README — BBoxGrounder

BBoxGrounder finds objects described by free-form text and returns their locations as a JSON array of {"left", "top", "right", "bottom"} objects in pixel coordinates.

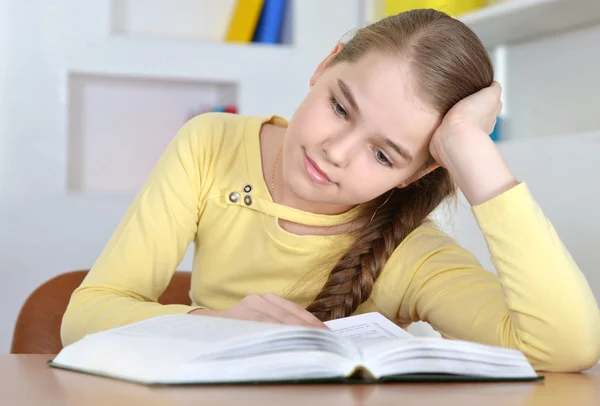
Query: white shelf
[
  {"left": 460, "top": 0, "right": 600, "bottom": 49},
  {"left": 111, "top": 0, "right": 237, "bottom": 43},
  {"left": 68, "top": 37, "right": 296, "bottom": 83},
  {"left": 65, "top": 35, "right": 314, "bottom": 120}
]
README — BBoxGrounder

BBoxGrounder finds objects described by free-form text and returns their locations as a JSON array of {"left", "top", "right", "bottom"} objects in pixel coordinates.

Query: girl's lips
[{"left": 304, "top": 153, "right": 333, "bottom": 185}]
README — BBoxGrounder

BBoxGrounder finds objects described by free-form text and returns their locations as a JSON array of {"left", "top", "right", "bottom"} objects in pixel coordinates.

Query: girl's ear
[
  {"left": 310, "top": 42, "right": 345, "bottom": 87},
  {"left": 397, "top": 163, "right": 441, "bottom": 188}
]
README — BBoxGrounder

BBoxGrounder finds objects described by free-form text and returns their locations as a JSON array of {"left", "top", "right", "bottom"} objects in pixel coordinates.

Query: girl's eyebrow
[
  {"left": 338, "top": 79, "right": 360, "bottom": 114},
  {"left": 376, "top": 135, "right": 413, "bottom": 163}
]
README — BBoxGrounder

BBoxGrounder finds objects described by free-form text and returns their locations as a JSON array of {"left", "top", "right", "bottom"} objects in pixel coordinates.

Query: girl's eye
[
  {"left": 330, "top": 97, "right": 348, "bottom": 118},
  {"left": 375, "top": 149, "right": 392, "bottom": 167}
]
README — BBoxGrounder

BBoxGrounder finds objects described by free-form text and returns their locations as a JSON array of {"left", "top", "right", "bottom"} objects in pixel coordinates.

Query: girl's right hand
[{"left": 189, "top": 293, "right": 329, "bottom": 329}]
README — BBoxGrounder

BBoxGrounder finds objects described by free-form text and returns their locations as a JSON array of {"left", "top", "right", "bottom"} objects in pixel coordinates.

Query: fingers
[
  {"left": 242, "top": 294, "right": 328, "bottom": 329},
  {"left": 485, "top": 81, "right": 503, "bottom": 104},
  {"left": 491, "top": 80, "right": 503, "bottom": 93},
  {"left": 261, "top": 293, "right": 328, "bottom": 328},
  {"left": 488, "top": 82, "right": 503, "bottom": 118},
  {"left": 487, "top": 118, "right": 498, "bottom": 135}
]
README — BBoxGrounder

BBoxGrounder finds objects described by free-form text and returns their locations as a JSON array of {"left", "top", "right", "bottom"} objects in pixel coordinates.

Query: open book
[{"left": 49, "top": 312, "right": 541, "bottom": 385}]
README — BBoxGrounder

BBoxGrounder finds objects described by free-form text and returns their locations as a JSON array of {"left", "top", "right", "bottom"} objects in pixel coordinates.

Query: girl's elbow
[
  {"left": 544, "top": 344, "right": 599, "bottom": 373},
  {"left": 533, "top": 328, "right": 600, "bottom": 372},
  {"left": 572, "top": 344, "right": 600, "bottom": 372},
  {"left": 60, "top": 321, "right": 75, "bottom": 348},
  {"left": 59, "top": 289, "right": 90, "bottom": 347},
  {"left": 60, "top": 305, "right": 81, "bottom": 347}
]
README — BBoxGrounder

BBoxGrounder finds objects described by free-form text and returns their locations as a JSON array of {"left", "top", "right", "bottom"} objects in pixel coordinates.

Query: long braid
[{"left": 307, "top": 168, "right": 455, "bottom": 321}]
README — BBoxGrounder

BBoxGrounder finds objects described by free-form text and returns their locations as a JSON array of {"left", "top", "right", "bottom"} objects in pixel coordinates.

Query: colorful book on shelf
[
  {"left": 383, "top": 0, "right": 485, "bottom": 17},
  {"left": 384, "top": 0, "right": 422, "bottom": 16},
  {"left": 203, "top": 104, "right": 238, "bottom": 114},
  {"left": 253, "top": 0, "right": 287, "bottom": 44},
  {"left": 490, "top": 116, "right": 502, "bottom": 142},
  {"left": 437, "top": 0, "right": 485, "bottom": 15},
  {"left": 186, "top": 105, "right": 238, "bottom": 122},
  {"left": 225, "top": 0, "right": 265, "bottom": 43}
]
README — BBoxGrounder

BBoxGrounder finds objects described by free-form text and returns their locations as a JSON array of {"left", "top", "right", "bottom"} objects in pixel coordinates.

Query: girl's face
[{"left": 282, "top": 48, "right": 442, "bottom": 212}]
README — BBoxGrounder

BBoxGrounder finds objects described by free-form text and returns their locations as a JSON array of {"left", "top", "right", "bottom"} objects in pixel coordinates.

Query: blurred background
[{"left": 1, "top": 0, "right": 600, "bottom": 352}]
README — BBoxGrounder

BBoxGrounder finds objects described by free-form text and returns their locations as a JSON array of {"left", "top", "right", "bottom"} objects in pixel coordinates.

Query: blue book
[
  {"left": 490, "top": 117, "right": 502, "bottom": 142},
  {"left": 253, "top": 0, "right": 286, "bottom": 44}
]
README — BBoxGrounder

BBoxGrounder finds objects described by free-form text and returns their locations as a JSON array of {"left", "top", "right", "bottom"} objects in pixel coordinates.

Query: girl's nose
[{"left": 321, "top": 133, "right": 357, "bottom": 168}]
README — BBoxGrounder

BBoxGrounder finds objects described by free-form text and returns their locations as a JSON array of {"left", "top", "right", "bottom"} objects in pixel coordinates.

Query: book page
[
  {"left": 108, "top": 314, "right": 360, "bottom": 357},
  {"left": 324, "top": 312, "right": 412, "bottom": 339},
  {"left": 52, "top": 314, "right": 359, "bottom": 384},
  {"left": 110, "top": 314, "right": 309, "bottom": 343}
]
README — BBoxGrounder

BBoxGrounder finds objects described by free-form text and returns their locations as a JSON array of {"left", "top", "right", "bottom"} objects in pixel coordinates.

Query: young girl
[{"left": 61, "top": 9, "right": 599, "bottom": 372}]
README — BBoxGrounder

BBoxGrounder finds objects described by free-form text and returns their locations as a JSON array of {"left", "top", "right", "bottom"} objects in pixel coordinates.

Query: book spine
[
  {"left": 383, "top": 1, "right": 486, "bottom": 16},
  {"left": 253, "top": 0, "right": 287, "bottom": 44},
  {"left": 383, "top": 0, "right": 423, "bottom": 16},
  {"left": 226, "top": 0, "right": 265, "bottom": 42},
  {"left": 425, "top": 0, "right": 485, "bottom": 15}
]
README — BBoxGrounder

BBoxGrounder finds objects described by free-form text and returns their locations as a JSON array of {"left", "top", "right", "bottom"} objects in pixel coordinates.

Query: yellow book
[
  {"left": 225, "top": 0, "right": 265, "bottom": 42},
  {"left": 384, "top": 0, "right": 424, "bottom": 16},
  {"left": 383, "top": 0, "right": 485, "bottom": 17},
  {"left": 426, "top": 0, "right": 485, "bottom": 15}
]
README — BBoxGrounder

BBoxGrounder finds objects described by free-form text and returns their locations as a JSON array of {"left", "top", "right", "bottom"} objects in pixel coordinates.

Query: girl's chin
[{"left": 285, "top": 180, "right": 363, "bottom": 210}]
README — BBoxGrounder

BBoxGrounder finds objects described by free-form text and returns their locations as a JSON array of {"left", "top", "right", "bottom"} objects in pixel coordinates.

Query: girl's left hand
[
  {"left": 429, "top": 81, "right": 502, "bottom": 166},
  {"left": 428, "top": 81, "right": 518, "bottom": 206}
]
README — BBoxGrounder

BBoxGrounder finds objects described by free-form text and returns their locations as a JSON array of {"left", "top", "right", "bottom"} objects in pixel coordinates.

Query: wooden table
[{"left": 2, "top": 355, "right": 598, "bottom": 406}]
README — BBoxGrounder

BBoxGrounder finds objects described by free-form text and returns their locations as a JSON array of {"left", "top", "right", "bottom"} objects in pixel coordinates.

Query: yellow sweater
[{"left": 61, "top": 113, "right": 600, "bottom": 372}]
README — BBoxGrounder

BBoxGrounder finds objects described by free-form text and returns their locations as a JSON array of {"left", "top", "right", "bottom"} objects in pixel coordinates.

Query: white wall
[
  {"left": 0, "top": 1, "right": 109, "bottom": 197},
  {"left": 505, "top": 24, "right": 600, "bottom": 140},
  {"left": 1, "top": 0, "right": 113, "bottom": 353}
]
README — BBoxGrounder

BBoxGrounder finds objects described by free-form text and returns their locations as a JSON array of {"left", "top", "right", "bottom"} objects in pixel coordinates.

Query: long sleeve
[
  {"left": 61, "top": 115, "right": 213, "bottom": 346},
  {"left": 396, "top": 182, "right": 600, "bottom": 372}
]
